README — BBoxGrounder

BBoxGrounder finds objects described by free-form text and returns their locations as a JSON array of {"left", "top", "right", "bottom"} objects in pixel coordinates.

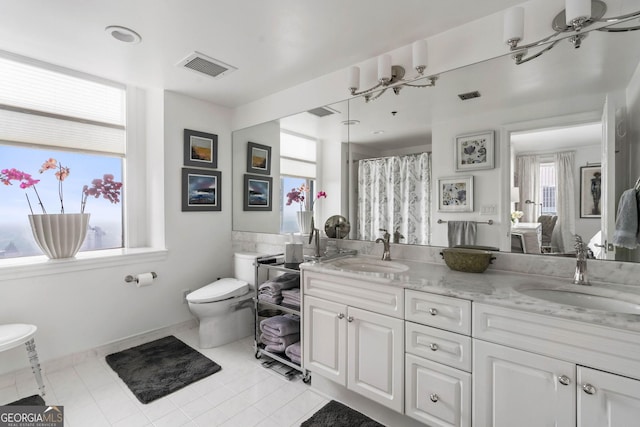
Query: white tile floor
[{"left": 0, "top": 328, "right": 329, "bottom": 427}]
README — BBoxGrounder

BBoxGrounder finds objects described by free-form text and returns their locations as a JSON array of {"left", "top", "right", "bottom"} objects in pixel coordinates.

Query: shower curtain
[{"left": 357, "top": 152, "right": 431, "bottom": 245}]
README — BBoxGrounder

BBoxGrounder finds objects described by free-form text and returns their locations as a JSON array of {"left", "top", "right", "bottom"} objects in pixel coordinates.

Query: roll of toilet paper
[{"left": 136, "top": 272, "right": 155, "bottom": 287}]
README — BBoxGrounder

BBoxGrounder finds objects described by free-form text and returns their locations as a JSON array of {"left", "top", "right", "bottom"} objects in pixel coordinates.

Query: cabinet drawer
[
  {"left": 406, "top": 322, "right": 471, "bottom": 372},
  {"left": 405, "top": 353, "right": 471, "bottom": 427},
  {"left": 303, "top": 271, "right": 404, "bottom": 318},
  {"left": 405, "top": 290, "right": 471, "bottom": 335}
]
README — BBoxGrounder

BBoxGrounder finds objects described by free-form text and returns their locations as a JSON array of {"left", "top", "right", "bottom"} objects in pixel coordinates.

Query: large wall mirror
[{"left": 232, "top": 18, "right": 640, "bottom": 264}]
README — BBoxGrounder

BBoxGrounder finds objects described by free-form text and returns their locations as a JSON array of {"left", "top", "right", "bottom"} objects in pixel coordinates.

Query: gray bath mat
[
  {"left": 6, "top": 394, "right": 45, "bottom": 406},
  {"left": 105, "top": 335, "right": 221, "bottom": 404},
  {"left": 302, "top": 400, "right": 385, "bottom": 426}
]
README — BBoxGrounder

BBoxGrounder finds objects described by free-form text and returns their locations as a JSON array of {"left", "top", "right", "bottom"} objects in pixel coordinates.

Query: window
[
  {"left": 0, "top": 52, "right": 126, "bottom": 259},
  {"left": 280, "top": 131, "right": 317, "bottom": 233},
  {"left": 539, "top": 162, "right": 557, "bottom": 215}
]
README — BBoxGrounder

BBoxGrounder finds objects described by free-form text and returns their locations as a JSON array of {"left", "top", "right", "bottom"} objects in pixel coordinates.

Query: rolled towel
[
  {"left": 258, "top": 273, "right": 300, "bottom": 294},
  {"left": 281, "top": 289, "right": 300, "bottom": 301},
  {"left": 260, "top": 314, "right": 300, "bottom": 336},
  {"left": 258, "top": 294, "right": 283, "bottom": 304},
  {"left": 285, "top": 341, "right": 301, "bottom": 359},
  {"left": 260, "top": 333, "right": 300, "bottom": 353}
]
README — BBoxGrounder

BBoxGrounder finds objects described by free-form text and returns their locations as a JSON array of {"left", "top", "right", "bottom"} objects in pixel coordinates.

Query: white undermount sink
[
  {"left": 330, "top": 257, "right": 409, "bottom": 274},
  {"left": 518, "top": 288, "right": 640, "bottom": 315}
]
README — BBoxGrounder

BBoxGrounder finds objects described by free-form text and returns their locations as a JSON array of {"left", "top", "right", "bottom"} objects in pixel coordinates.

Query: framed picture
[
  {"left": 580, "top": 165, "right": 602, "bottom": 218},
  {"left": 184, "top": 129, "right": 218, "bottom": 169},
  {"left": 454, "top": 131, "right": 494, "bottom": 171},
  {"left": 246, "top": 142, "right": 271, "bottom": 175},
  {"left": 182, "top": 168, "right": 221, "bottom": 212},
  {"left": 244, "top": 174, "right": 273, "bottom": 211},
  {"left": 438, "top": 176, "right": 474, "bottom": 212}
]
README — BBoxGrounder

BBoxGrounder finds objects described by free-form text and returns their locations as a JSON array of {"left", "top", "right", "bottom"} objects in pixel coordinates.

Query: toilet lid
[{"left": 187, "top": 278, "right": 249, "bottom": 303}]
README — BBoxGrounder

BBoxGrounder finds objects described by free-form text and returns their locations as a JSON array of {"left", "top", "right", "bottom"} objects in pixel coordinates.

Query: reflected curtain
[
  {"left": 516, "top": 155, "right": 540, "bottom": 223},
  {"left": 357, "top": 152, "right": 431, "bottom": 245},
  {"left": 554, "top": 151, "right": 576, "bottom": 252}
]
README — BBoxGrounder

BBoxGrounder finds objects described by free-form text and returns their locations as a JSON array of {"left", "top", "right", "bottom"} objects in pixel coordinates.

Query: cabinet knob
[
  {"left": 558, "top": 375, "right": 571, "bottom": 386},
  {"left": 337, "top": 313, "right": 345, "bottom": 319},
  {"left": 347, "top": 316, "right": 354, "bottom": 322},
  {"left": 582, "top": 383, "right": 596, "bottom": 395},
  {"left": 429, "top": 343, "right": 439, "bottom": 351},
  {"left": 429, "top": 393, "right": 439, "bottom": 403},
  {"left": 429, "top": 308, "right": 438, "bottom": 316}
]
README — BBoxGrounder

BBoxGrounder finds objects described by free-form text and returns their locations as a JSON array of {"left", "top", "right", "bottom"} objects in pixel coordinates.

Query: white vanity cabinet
[
  {"left": 302, "top": 271, "right": 405, "bottom": 413},
  {"left": 473, "top": 302, "right": 640, "bottom": 427},
  {"left": 405, "top": 290, "right": 472, "bottom": 427}
]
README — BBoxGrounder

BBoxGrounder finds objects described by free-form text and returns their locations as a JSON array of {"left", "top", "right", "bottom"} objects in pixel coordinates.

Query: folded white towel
[
  {"left": 447, "top": 221, "right": 477, "bottom": 247},
  {"left": 260, "top": 314, "right": 300, "bottom": 336},
  {"left": 612, "top": 189, "right": 640, "bottom": 249}
]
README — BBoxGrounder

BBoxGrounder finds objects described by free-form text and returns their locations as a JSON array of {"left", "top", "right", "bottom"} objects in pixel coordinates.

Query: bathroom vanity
[{"left": 300, "top": 257, "right": 640, "bottom": 427}]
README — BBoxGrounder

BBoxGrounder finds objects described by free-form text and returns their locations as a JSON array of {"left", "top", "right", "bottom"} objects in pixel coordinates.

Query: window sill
[{"left": 0, "top": 248, "right": 169, "bottom": 281}]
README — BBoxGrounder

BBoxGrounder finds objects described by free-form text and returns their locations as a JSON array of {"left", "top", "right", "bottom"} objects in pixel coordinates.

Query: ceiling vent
[
  {"left": 458, "top": 91, "right": 481, "bottom": 100},
  {"left": 177, "top": 51, "right": 237, "bottom": 80},
  {"left": 307, "top": 106, "right": 339, "bottom": 117}
]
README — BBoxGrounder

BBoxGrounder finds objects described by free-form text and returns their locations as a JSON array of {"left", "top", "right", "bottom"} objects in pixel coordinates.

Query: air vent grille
[
  {"left": 177, "top": 52, "right": 237, "bottom": 79},
  {"left": 307, "top": 106, "right": 338, "bottom": 117},
  {"left": 458, "top": 91, "right": 481, "bottom": 100}
]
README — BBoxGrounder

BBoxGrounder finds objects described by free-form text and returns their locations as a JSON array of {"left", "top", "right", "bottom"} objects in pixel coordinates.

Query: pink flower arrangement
[
  {"left": 285, "top": 184, "right": 326, "bottom": 211},
  {"left": 1, "top": 158, "right": 122, "bottom": 215}
]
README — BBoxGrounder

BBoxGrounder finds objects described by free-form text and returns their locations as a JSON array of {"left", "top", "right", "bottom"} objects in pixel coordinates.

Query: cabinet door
[
  {"left": 303, "top": 295, "right": 347, "bottom": 385},
  {"left": 578, "top": 366, "right": 640, "bottom": 426},
  {"left": 474, "top": 340, "right": 575, "bottom": 427},
  {"left": 347, "top": 306, "right": 404, "bottom": 413}
]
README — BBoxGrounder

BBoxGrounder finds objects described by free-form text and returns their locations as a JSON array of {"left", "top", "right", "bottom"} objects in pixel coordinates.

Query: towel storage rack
[{"left": 437, "top": 219, "right": 494, "bottom": 225}]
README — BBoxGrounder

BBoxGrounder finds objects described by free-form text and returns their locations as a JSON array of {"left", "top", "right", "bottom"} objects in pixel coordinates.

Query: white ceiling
[{"left": 0, "top": 0, "right": 527, "bottom": 108}]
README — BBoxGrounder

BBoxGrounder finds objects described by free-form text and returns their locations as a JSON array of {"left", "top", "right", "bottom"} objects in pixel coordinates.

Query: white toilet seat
[{"left": 186, "top": 278, "right": 249, "bottom": 304}]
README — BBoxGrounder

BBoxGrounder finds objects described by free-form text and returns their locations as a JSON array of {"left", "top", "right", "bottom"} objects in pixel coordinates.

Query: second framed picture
[
  {"left": 247, "top": 142, "right": 271, "bottom": 175},
  {"left": 243, "top": 174, "right": 273, "bottom": 211},
  {"left": 579, "top": 164, "right": 602, "bottom": 218},
  {"left": 438, "top": 176, "right": 474, "bottom": 212},
  {"left": 182, "top": 168, "right": 221, "bottom": 212},
  {"left": 454, "top": 130, "right": 494, "bottom": 171}
]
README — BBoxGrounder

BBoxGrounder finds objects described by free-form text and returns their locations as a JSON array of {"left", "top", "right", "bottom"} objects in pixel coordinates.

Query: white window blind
[
  {"left": 280, "top": 131, "right": 316, "bottom": 178},
  {"left": 0, "top": 53, "right": 126, "bottom": 155}
]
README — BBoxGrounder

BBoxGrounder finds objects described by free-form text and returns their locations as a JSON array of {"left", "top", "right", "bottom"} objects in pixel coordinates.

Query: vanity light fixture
[
  {"left": 504, "top": 0, "right": 640, "bottom": 65},
  {"left": 347, "top": 40, "right": 437, "bottom": 103}
]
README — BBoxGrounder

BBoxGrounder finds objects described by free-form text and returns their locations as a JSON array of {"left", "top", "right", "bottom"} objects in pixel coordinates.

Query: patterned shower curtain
[{"left": 357, "top": 152, "right": 431, "bottom": 245}]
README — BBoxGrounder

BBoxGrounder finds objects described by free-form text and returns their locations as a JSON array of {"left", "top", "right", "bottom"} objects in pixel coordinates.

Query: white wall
[{"left": 0, "top": 90, "right": 234, "bottom": 375}]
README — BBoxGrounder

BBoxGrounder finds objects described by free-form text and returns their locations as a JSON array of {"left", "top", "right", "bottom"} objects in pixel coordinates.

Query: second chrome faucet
[{"left": 376, "top": 228, "right": 392, "bottom": 261}]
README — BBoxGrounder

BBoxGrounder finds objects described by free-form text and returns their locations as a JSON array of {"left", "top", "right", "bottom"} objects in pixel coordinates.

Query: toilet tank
[{"left": 234, "top": 252, "right": 265, "bottom": 286}]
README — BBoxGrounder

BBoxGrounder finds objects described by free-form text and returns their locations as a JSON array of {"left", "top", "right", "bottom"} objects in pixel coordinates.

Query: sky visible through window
[{"left": 0, "top": 145, "right": 123, "bottom": 258}]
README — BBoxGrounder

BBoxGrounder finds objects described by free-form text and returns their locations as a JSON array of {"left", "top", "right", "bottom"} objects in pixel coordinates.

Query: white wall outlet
[
  {"left": 480, "top": 205, "right": 497, "bottom": 215},
  {"left": 182, "top": 289, "right": 191, "bottom": 304}
]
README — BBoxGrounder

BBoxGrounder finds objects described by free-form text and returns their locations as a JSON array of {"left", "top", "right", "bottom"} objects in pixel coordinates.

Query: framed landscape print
[
  {"left": 246, "top": 141, "right": 271, "bottom": 175},
  {"left": 580, "top": 164, "right": 602, "bottom": 218},
  {"left": 243, "top": 174, "right": 273, "bottom": 211},
  {"left": 454, "top": 131, "right": 494, "bottom": 171},
  {"left": 184, "top": 129, "right": 218, "bottom": 169},
  {"left": 438, "top": 176, "right": 474, "bottom": 212},
  {"left": 182, "top": 168, "right": 221, "bottom": 212}
]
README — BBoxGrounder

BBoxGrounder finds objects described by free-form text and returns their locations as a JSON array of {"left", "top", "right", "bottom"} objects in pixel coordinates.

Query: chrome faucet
[
  {"left": 308, "top": 217, "right": 321, "bottom": 258},
  {"left": 574, "top": 235, "right": 590, "bottom": 286},
  {"left": 375, "top": 228, "right": 392, "bottom": 261}
]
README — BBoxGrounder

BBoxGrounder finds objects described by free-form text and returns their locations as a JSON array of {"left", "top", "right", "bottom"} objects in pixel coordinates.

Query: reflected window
[
  {"left": 280, "top": 131, "right": 317, "bottom": 233},
  {"left": 540, "top": 162, "right": 557, "bottom": 215}
]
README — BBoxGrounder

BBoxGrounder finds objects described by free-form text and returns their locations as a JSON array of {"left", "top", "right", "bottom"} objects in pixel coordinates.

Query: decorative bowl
[{"left": 440, "top": 248, "right": 496, "bottom": 273}]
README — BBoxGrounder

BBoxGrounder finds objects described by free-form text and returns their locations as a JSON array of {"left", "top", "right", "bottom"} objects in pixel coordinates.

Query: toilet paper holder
[{"left": 124, "top": 272, "right": 158, "bottom": 283}]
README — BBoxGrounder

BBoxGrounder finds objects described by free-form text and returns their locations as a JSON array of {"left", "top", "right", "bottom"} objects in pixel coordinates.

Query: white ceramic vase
[
  {"left": 296, "top": 210, "right": 314, "bottom": 234},
  {"left": 28, "top": 213, "right": 91, "bottom": 259}
]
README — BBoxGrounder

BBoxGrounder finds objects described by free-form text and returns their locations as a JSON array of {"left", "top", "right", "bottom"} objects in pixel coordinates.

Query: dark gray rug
[
  {"left": 302, "top": 400, "right": 385, "bottom": 426},
  {"left": 105, "top": 335, "right": 221, "bottom": 404},
  {"left": 5, "top": 394, "right": 45, "bottom": 406}
]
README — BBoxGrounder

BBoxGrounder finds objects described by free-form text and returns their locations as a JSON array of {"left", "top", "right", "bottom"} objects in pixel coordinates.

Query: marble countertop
[{"left": 301, "top": 255, "right": 640, "bottom": 334}]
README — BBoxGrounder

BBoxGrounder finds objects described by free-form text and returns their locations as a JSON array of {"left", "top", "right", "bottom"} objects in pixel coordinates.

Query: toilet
[{"left": 187, "top": 252, "right": 265, "bottom": 348}]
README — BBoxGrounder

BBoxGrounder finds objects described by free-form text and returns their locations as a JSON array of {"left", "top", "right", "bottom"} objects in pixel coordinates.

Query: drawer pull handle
[
  {"left": 337, "top": 313, "right": 345, "bottom": 319},
  {"left": 582, "top": 383, "right": 596, "bottom": 395},
  {"left": 347, "top": 316, "right": 354, "bottom": 323},
  {"left": 429, "top": 343, "right": 439, "bottom": 351},
  {"left": 429, "top": 393, "right": 439, "bottom": 403},
  {"left": 429, "top": 308, "right": 438, "bottom": 316},
  {"left": 558, "top": 375, "right": 571, "bottom": 386}
]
